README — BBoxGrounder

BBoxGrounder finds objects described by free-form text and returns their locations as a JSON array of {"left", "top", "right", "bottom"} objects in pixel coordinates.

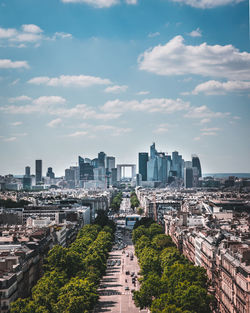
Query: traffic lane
[
  {"left": 96, "top": 251, "right": 141, "bottom": 313},
  {"left": 95, "top": 233, "right": 146, "bottom": 312}
]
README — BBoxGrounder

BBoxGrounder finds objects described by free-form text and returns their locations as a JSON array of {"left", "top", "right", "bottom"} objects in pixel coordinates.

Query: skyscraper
[
  {"left": 192, "top": 155, "right": 202, "bottom": 178},
  {"left": 139, "top": 152, "right": 148, "bottom": 181},
  {"left": 25, "top": 166, "right": 30, "bottom": 177},
  {"left": 98, "top": 152, "right": 106, "bottom": 168},
  {"left": 35, "top": 160, "right": 42, "bottom": 185},
  {"left": 46, "top": 167, "right": 55, "bottom": 179},
  {"left": 184, "top": 167, "right": 193, "bottom": 188},
  {"left": 79, "top": 156, "right": 94, "bottom": 181},
  {"left": 106, "top": 156, "right": 115, "bottom": 171}
]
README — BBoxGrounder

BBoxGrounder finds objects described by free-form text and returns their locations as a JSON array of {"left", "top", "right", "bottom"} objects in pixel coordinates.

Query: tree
[
  {"left": 152, "top": 234, "right": 175, "bottom": 251},
  {"left": 133, "top": 273, "right": 163, "bottom": 309},
  {"left": 133, "top": 217, "right": 155, "bottom": 229},
  {"left": 54, "top": 277, "right": 98, "bottom": 313},
  {"left": 31, "top": 270, "right": 68, "bottom": 311},
  {"left": 132, "top": 225, "right": 149, "bottom": 243},
  {"left": 135, "top": 235, "right": 151, "bottom": 257},
  {"left": 139, "top": 247, "right": 161, "bottom": 277}
]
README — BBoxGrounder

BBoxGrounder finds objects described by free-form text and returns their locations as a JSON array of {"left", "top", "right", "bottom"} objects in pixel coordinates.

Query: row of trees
[
  {"left": 130, "top": 191, "right": 140, "bottom": 209},
  {"left": 132, "top": 219, "right": 214, "bottom": 313},
  {"left": 110, "top": 191, "right": 123, "bottom": 212},
  {"left": 11, "top": 211, "right": 115, "bottom": 313}
]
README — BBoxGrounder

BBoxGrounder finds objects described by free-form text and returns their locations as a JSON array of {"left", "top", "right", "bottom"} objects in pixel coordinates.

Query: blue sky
[{"left": 0, "top": 0, "right": 249, "bottom": 176}]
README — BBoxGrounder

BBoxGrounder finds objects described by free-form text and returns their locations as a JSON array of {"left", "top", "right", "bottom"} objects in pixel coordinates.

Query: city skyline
[{"left": 0, "top": 0, "right": 249, "bottom": 175}]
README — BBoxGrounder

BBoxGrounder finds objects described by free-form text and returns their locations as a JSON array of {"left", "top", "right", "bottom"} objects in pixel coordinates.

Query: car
[
  {"left": 125, "top": 271, "right": 130, "bottom": 275},
  {"left": 125, "top": 286, "right": 129, "bottom": 290}
]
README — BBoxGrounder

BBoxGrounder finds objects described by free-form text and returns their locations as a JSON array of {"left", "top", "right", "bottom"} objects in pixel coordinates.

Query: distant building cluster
[
  {"left": 1, "top": 143, "right": 250, "bottom": 192},
  {"left": 138, "top": 142, "right": 202, "bottom": 188},
  {"left": 136, "top": 188, "right": 250, "bottom": 313}
]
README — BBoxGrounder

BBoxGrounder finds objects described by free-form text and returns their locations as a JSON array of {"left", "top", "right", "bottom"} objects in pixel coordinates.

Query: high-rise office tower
[
  {"left": 150, "top": 142, "right": 157, "bottom": 159},
  {"left": 46, "top": 167, "right": 55, "bottom": 179},
  {"left": 35, "top": 160, "right": 42, "bottom": 185},
  {"left": 98, "top": 152, "right": 106, "bottom": 168},
  {"left": 111, "top": 168, "right": 118, "bottom": 185},
  {"left": 192, "top": 155, "right": 202, "bottom": 178},
  {"left": 91, "top": 158, "right": 99, "bottom": 168},
  {"left": 139, "top": 152, "right": 148, "bottom": 181},
  {"left": 147, "top": 157, "right": 158, "bottom": 181},
  {"left": 106, "top": 156, "right": 115, "bottom": 172},
  {"left": 79, "top": 156, "right": 94, "bottom": 181},
  {"left": 184, "top": 167, "right": 193, "bottom": 188},
  {"left": 25, "top": 166, "right": 30, "bottom": 177}
]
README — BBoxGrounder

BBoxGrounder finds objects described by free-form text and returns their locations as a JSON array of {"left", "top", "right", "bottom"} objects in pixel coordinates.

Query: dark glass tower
[
  {"left": 139, "top": 152, "right": 148, "bottom": 181},
  {"left": 184, "top": 167, "right": 193, "bottom": 188},
  {"left": 35, "top": 160, "right": 42, "bottom": 185},
  {"left": 25, "top": 166, "right": 30, "bottom": 177},
  {"left": 192, "top": 155, "right": 202, "bottom": 178},
  {"left": 46, "top": 167, "right": 55, "bottom": 179},
  {"left": 98, "top": 152, "right": 106, "bottom": 167},
  {"left": 79, "top": 156, "right": 94, "bottom": 181}
]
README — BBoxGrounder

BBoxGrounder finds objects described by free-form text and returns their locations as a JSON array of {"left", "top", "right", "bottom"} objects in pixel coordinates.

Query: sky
[{"left": 0, "top": 0, "right": 249, "bottom": 176}]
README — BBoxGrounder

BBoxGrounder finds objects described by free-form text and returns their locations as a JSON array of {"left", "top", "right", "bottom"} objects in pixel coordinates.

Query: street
[{"left": 94, "top": 202, "right": 147, "bottom": 313}]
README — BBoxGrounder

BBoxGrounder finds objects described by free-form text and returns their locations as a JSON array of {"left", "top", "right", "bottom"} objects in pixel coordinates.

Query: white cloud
[
  {"left": 0, "top": 59, "right": 29, "bottom": 69},
  {"left": 0, "top": 27, "right": 17, "bottom": 38},
  {"left": 138, "top": 36, "right": 250, "bottom": 80},
  {"left": 68, "top": 131, "right": 88, "bottom": 137},
  {"left": 0, "top": 25, "right": 72, "bottom": 46},
  {"left": 153, "top": 124, "right": 169, "bottom": 133},
  {"left": 200, "top": 118, "right": 211, "bottom": 124},
  {"left": 53, "top": 32, "right": 72, "bottom": 39},
  {"left": 28, "top": 75, "right": 111, "bottom": 88},
  {"left": 94, "top": 125, "right": 132, "bottom": 136},
  {"left": 12, "top": 32, "right": 42, "bottom": 43},
  {"left": 104, "top": 85, "right": 128, "bottom": 93},
  {"left": 47, "top": 118, "right": 63, "bottom": 128},
  {"left": 188, "top": 28, "right": 202, "bottom": 37},
  {"left": 194, "top": 126, "right": 222, "bottom": 140},
  {"left": 75, "top": 123, "right": 132, "bottom": 136},
  {"left": 10, "top": 121, "right": 23, "bottom": 126},
  {"left": 4, "top": 137, "right": 17, "bottom": 142},
  {"left": 191, "top": 80, "right": 250, "bottom": 95},
  {"left": 184, "top": 105, "right": 230, "bottom": 119},
  {"left": 61, "top": 0, "right": 119, "bottom": 8},
  {"left": 9, "top": 95, "right": 32, "bottom": 103},
  {"left": 32, "top": 96, "right": 66, "bottom": 106},
  {"left": 170, "top": 0, "right": 245, "bottom": 9},
  {"left": 202, "top": 131, "right": 217, "bottom": 136},
  {"left": 125, "top": 0, "right": 137, "bottom": 4},
  {"left": 201, "top": 127, "right": 221, "bottom": 132},
  {"left": 1, "top": 96, "right": 66, "bottom": 114},
  {"left": 136, "top": 91, "right": 150, "bottom": 95},
  {"left": 22, "top": 24, "right": 43, "bottom": 34},
  {"left": 101, "top": 97, "right": 190, "bottom": 114},
  {"left": 148, "top": 32, "right": 160, "bottom": 38}
]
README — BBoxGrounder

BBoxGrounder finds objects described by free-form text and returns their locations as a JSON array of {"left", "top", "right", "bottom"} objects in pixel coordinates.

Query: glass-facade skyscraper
[
  {"left": 139, "top": 152, "right": 148, "bottom": 181},
  {"left": 79, "top": 156, "right": 94, "bottom": 181},
  {"left": 35, "top": 160, "right": 42, "bottom": 185},
  {"left": 192, "top": 155, "right": 202, "bottom": 178}
]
